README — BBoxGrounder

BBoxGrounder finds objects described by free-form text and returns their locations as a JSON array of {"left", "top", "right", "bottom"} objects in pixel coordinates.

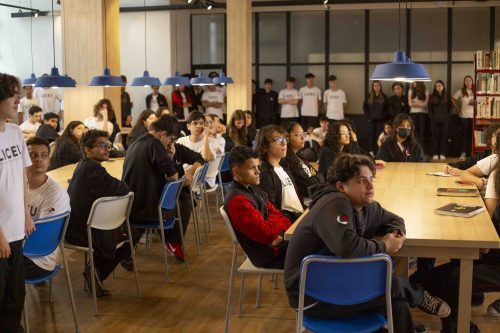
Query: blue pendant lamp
[
  {"left": 213, "top": 71, "right": 234, "bottom": 85},
  {"left": 164, "top": 2, "right": 190, "bottom": 86},
  {"left": 370, "top": 0, "right": 430, "bottom": 82},
  {"left": 89, "top": 0, "right": 124, "bottom": 87},
  {"left": 35, "top": 0, "right": 76, "bottom": 88},
  {"left": 132, "top": 0, "right": 161, "bottom": 87},
  {"left": 190, "top": 1, "right": 214, "bottom": 86},
  {"left": 22, "top": 1, "right": 37, "bottom": 85}
]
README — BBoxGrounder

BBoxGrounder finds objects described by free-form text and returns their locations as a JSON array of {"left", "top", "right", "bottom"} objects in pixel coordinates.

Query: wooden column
[
  {"left": 61, "top": 0, "right": 121, "bottom": 125},
  {"left": 226, "top": 0, "right": 252, "bottom": 119}
]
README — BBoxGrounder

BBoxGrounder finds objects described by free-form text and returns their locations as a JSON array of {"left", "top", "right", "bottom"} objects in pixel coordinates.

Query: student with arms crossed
[
  {"left": 224, "top": 146, "right": 291, "bottom": 268},
  {"left": 298, "top": 73, "right": 322, "bottom": 130},
  {"left": 278, "top": 76, "right": 300, "bottom": 124},
  {"left": 284, "top": 154, "right": 450, "bottom": 333},
  {"left": 323, "top": 75, "right": 347, "bottom": 121},
  {"left": 255, "top": 78, "right": 279, "bottom": 128},
  {"left": 0, "top": 73, "right": 35, "bottom": 332}
]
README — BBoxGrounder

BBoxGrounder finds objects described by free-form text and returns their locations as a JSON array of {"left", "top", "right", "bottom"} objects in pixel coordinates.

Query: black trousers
[
  {"left": 0, "top": 240, "right": 25, "bottom": 333},
  {"left": 410, "top": 113, "right": 427, "bottom": 149},
  {"left": 460, "top": 118, "right": 473, "bottom": 155},
  {"left": 368, "top": 119, "right": 384, "bottom": 153},
  {"left": 301, "top": 116, "right": 319, "bottom": 131},
  {"left": 430, "top": 120, "right": 448, "bottom": 156},
  {"left": 412, "top": 259, "right": 500, "bottom": 333},
  {"left": 24, "top": 257, "right": 52, "bottom": 280},
  {"left": 94, "top": 242, "right": 131, "bottom": 281},
  {"left": 304, "top": 275, "right": 423, "bottom": 333},
  {"left": 281, "top": 117, "right": 300, "bottom": 125}
]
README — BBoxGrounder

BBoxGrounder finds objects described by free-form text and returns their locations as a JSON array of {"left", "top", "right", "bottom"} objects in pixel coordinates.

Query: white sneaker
[
  {"left": 139, "top": 233, "right": 147, "bottom": 244},
  {"left": 432, "top": 155, "right": 439, "bottom": 160},
  {"left": 459, "top": 152, "right": 466, "bottom": 159},
  {"left": 439, "top": 155, "right": 446, "bottom": 160}
]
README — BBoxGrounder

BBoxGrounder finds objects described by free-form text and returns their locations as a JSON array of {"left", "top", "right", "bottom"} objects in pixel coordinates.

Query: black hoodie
[{"left": 283, "top": 184, "right": 405, "bottom": 309}]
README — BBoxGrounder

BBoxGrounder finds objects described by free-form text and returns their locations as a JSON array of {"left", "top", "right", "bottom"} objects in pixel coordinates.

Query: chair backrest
[
  {"left": 49, "top": 141, "right": 56, "bottom": 158},
  {"left": 24, "top": 211, "right": 70, "bottom": 257},
  {"left": 219, "top": 206, "right": 238, "bottom": 244},
  {"left": 159, "top": 177, "right": 186, "bottom": 210},
  {"left": 206, "top": 155, "right": 223, "bottom": 179},
  {"left": 86, "top": 192, "right": 134, "bottom": 230},
  {"left": 299, "top": 254, "right": 392, "bottom": 306},
  {"left": 197, "top": 162, "right": 210, "bottom": 184},
  {"left": 219, "top": 153, "right": 230, "bottom": 172},
  {"left": 113, "top": 132, "right": 122, "bottom": 146}
]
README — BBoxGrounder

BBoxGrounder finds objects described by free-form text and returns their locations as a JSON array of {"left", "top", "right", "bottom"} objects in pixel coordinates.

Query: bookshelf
[{"left": 472, "top": 50, "right": 500, "bottom": 154}]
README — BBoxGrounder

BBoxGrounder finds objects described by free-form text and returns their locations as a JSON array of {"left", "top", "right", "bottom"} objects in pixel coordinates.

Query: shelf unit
[{"left": 472, "top": 53, "right": 500, "bottom": 155}]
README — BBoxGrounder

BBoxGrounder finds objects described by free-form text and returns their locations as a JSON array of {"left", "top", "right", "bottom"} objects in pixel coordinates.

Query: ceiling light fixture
[
  {"left": 190, "top": 1, "right": 214, "bottom": 86},
  {"left": 22, "top": 0, "right": 37, "bottom": 86}
]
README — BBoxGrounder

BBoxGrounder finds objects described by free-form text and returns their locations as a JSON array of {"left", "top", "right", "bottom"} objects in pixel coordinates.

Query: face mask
[{"left": 397, "top": 128, "right": 411, "bottom": 139}]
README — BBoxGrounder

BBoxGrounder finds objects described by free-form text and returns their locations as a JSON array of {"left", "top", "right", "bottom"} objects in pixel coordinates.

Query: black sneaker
[
  {"left": 487, "top": 298, "right": 500, "bottom": 316},
  {"left": 83, "top": 265, "right": 111, "bottom": 297},
  {"left": 120, "top": 258, "right": 134, "bottom": 272},
  {"left": 415, "top": 323, "right": 429, "bottom": 333},
  {"left": 471, "top": 292, "right": 485, "bottom": 307},
  {"left": 418, "top": 291, "right": 451, "bottom": 318}
]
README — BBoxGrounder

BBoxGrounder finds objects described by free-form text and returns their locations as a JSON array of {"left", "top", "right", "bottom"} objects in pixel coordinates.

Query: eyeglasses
[
  {"left": 94, "top": 142, "right": 113, "bottom": 150},
  {"left": 271, "top": 137, "right": 287, "bottom": 145},
  {"left": 355, "top": 176, "right": 376, "bottom": 185},
  {"left": 291, "top": 132, "right": 305, "bottom": 138}
]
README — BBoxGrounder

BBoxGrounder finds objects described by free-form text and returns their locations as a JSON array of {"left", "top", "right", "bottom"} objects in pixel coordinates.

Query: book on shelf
[
  {"left": 476, "top": 73, "right": 500, "bottom": 93},
  {"left": 476, "top": 49, "right": 500, "bottom": 70},
  {"left": 475, "top": 98, "right": 500, "bottom": 118},
  {"left": 437, "top": 188, "right": 479, "bottom": 197},
  {"left": 435, "top": 203, "right": 485, "bottom": 218},
  {"left": 474, "top": 129, "right": 487, "bottom": 146}
]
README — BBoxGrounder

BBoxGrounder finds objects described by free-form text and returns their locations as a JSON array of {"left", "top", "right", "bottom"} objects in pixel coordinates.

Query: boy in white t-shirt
[
  {"left": 201, "top": 85, "right": 224, "bottom": 119},
  {"left": 20, "top": 105, "right": 42, "bottom": 139},
  {"left": 0, "top": 73, "right": 35, "bottom": 332},
  {"left": 278, "top": 76, "right": 300, "bottom": 123},
  {"left": 17, "top": 85, "right": 39, "bottom": 124},
  {"left": 299, "top": 73, "right": 322, "bottom": 130},
  {"left": 34, "top": 86, "right": 63, "bottom": 118},
  {"left": 310, "top": 115, "right": 329, "bottom": 147},
  {"left": 323, "top": 75, "right": 347, "bottom": 120},
  {"left": 24, "top": 137, "right": 70, "bottom": 279}
]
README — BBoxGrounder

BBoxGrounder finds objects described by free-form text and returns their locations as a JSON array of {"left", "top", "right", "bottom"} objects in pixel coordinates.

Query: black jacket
[
  {"left": 255, "top": 89, "right": 279, "bottom": 128},
  {"left": 121, "top": 91, "right": 132, "bottom": 126},
  {"left": 448, "top": 150, "right": 492, "bottom": 170},
  {"left": 281, "top": 154, "right": 323, "bottom": 200},
  {"left": 49, "top": 136, "right": 82, "bottom": 170},
  {"left": 127, "top": 125, "right": 148, "bottom": 146},
  {"left": 145, "top": 93, "right": 168, "bottom": 110},
  {"left": 284, "top": 184, "right": 405, "bottom": 308},
  {"left": 376, "top": 138, "right": 424, "bottom": 162},
  {"left": 428, "top": 95, "right": 450, "bottom": 124},
  {"left": 363, "top": 93, "right": 389, "bottom": 121},
  {"left": 387, "top": 95, "right": 410, "bottom": 119}
]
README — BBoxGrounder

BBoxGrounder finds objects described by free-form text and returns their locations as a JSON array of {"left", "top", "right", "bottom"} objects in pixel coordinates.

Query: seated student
[
  {"left": 226, "top": 110, "right": 248, "bottom": 147},
  {"left": 107, "top": 106, "right": 121, "bottom": 143},
  {"left": 20, "top": 105, "right": 42, "bottom": 138},
  {"left": 24, "top": 137, "right": 70, "bottom": 279},
  {"left": 376, "top": 113, "right": 424, "bottom": 162},
  {"left": 309, "top": 115, "right": 329, "bottom": 148},
  {"left": 84, "top": 98, "right": 114, "bottom": 136},
  {"left": 65, "top": 130, "right": 130, "bottom": 297},
  {"left": 155, "top": 106, "right": 170, "bottom": 118},
  {"left": 36, "top": 112, "right": 59, "bottom": 143},
  {"left": 127, "top": 109, "right": 157, "bottom": 146},
  {"left": 245, "top": 110, "right": 257, "bottom": 147},
  {"left": 205, "top": 114, "right": 233, "bottom": 153},
  {"left": 377, "top": 121, "right": 392, "bottom": 147},
  {"left": 281, "top": 122, "right": 322, "bottom": 201},
  {"left": 284, "top": 154, "right": 451, "bottom": 333},
  {"left": 49, "top": 121, "right": 85, "bottom": 170},
  {"left": 224, "top": 146, "right": 291, "bottom": 268},
  {"left": 256, "top": 125, "right": 304, "bottom": 222},
  {"left": 123, "top": 115, "right": 203, "bottom": 262},
  {"left": 444, "top": 123, "right": 500, "bottom": 177}
]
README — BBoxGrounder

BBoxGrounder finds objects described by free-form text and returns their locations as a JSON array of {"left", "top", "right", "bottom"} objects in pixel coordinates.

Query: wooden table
[
  {"left": 285, "top": 162, "right": 500, "bottom": 333},
  {"left": 46, "top": 158, "right": 124, "bottom": 190}
]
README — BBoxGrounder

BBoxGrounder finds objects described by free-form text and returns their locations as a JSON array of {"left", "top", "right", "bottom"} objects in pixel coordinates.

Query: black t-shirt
[{"left": 122, "top": 133, "right": 177, "bottom": 221}]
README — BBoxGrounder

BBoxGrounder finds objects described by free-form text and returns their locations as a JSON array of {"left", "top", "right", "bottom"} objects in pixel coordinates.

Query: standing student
[
  {"left": 172, "top": 85, "right": 192, "bottom": 134},
  {"left": 298, "top": 73, "right": 322, "bottom": 130},
  {"left": 363, "top": 80, "right": 388, "bottom": 154},
  {"left": 452, "top": 75, "right": 474, "bottom": 159},
  {"left": 127, "top": 110, "right": 157, "bottom": 146},
  {"left": 0, "top": 73, "right": 35, "bottom": 332},
  {"left": 255, "top": 78, "right": 279, "bottom": 128},
  {"left": 17, "top": 85, "right": 39, "bottom": 123},
  {"left": 120, "top": 75, "right": 133, "bottom": 127},
  {"left": 84, "top": 98, "right": 114, "bottom": 136},
  {"left": 19, "top": 105, "right": 42, "bottom": 138},
  {"left": 226, "top": 110, "right": 248, "bottom": 147},
  {"left": 34, "top": 85, "right": 63, "bottom": 118},
  {"left": 387, "top": 82, "right": 409, "bottom": 120},
  {"left": 428, "top": 80, "right": 450, "bottom": 160},
  {"left": 146, "top": 86, "right": 168, "bottom": 112},
  {"left": 376, "top": 113, "right": 424, "bottom": 162},
  {"left": 278, "top": 76, "right": 300, "bottom": 124},
  {"left": 408, "top": 81, "right": 429, "bottom": 147},
  {"left": 49, "top": 121, "right": 86, "bottom": 170},
  {"left": 202, "top": 85, "right": 224, "bottom": 119},
  {"left": 323, "top": 75, "right": 347, "bottom": 120},
  {"left": 36, "top": 112, "right": 59, "bottom": 143}
]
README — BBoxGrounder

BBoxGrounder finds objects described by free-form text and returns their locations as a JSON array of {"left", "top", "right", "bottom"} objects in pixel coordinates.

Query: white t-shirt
[
  {"left": 20, "top": 120, "right": 41, "bottom": 134},
  {"left": 201, "top": 90, "right": 224, "bottom": 118},
  {"left": 299, "top": 86, "right": 322, "bottom": 117},
  {"left": 409, "top": 89, "right": 429, "bottom": 114},
  {"left": 453, "top": 89, "right": 474, "bottom": 119},
  {"left": 274, "top": 166, "right": 303, "bottom": 214},
  {"left": 313, "top": 127, "right": 327, "bottom": 141},
  {"left": 150, "top": 95, "right": 159, "bottom": 112},
  {"left": 324, "top": 89, "right": 346, "bottom": 120},
  {"left": 27, "top": 177, "right": 70, "bottom": 271},
  {"left": 278, "top": 88, "right": 300, "bottom": 118},
  {"left": 84, "top": 117, "right": 114, "bottom": 136},
  {"left": 0, "top": 124, "right": 32, "bottom": 242},
  {"left": 477, "top": 154, "right": 498, "bottom": 176},
  {"left": 217, "top": 85, "right": 227, "bottom": 115},
  {"left": 17, "top": 96, "right": 39, "bottom": 121},
  {"left": 486, "top": 170, "right": 497, "bottom": 200},
  {"left": 34, "top": 87, "right": 63, "bottom": 115}
]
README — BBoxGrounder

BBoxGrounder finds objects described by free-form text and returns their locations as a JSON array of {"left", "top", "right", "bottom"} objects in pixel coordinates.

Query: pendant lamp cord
[
  {"left": 30, "top": 0, "right": 33, "bottom": 73},
  {"left": 51, "top": 0, "right": 55, "bottom": 67},
  {"left": 104, "top": 0, "right": 108, "bottom": 68},
  {"left": 174, "top": 0, "right": 178, "bottom": 72},
  {"left": 144, "top": 0, "right": 147, "bottom": 70},
  {"left": 398, "top": 0, "right": 401, "bottom": 51},
  {"left": 200, "top": 0, "right": 203, "bottom": 74}
]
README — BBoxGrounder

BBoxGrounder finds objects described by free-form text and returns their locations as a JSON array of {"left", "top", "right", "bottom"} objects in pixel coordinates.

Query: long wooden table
[
  {"left": 46, "top": 158, "right": 125, "bottom": 190},
  {"left": 285, "top": 162, "right": 500, "bottom": 333}
]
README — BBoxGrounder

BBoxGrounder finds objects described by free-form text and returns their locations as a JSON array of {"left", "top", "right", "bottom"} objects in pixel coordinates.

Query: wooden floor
[{"left": 26, "top": 196, "right": 500, "bottom": 333}]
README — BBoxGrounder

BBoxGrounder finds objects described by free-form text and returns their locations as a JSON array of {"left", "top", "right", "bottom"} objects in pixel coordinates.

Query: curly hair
[
  {"left": 93, "top": 98, "right": 115, "bottom": 118},
  {"left": 0, "top": 73, "right": 20, "bottom": 102},
  {"left": 324, "top": 120, "right": 352, "bottom": 154},
  {"left": 485, "top": 123, "right": 500, "bottom": 149},
  {"left": 80, "top": 129, "right": 109, "bottom": 154},
  {"left": 255, "top": 124, "right": 287, "bottom": 161},
  {"left": 327, "top": 154, "right": 376, "bottom": 185}
]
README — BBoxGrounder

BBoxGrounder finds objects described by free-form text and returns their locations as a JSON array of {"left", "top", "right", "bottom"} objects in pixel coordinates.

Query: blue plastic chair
[
  {"left": 190, "top": 163, "right": 211, "bottom": 251},
  {"left": 131, "top": 177, "right": 186, "bottom": 281},
  {"left": 297, "top": 254, "right": 394, "bottom": 333},
  {"left": 217, "top": 153, "right": 231, "bottom": 201},
  {"left": 23, "top": 211, "right": 80, "bottom": 333}
]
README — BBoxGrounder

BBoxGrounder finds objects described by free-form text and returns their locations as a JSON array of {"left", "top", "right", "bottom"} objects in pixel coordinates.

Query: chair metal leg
[
  {"left": 200, "top": 193, "right": 209, "bottom": 243},
  {"left": 49, "top": 278, "right": 54, "bottom": 303},
  {"left": 225, "top": 246, "right": 238, "bottom": 333},
  {"left": 23, "top": 298, "right": 30, "bottom": 333},
  {"left": 190, "top": 193, "right": 201, "bottom": 255},
  {"left": 273, "top": 274, "right": 278, "bottom": 289},
  {"left": 256, "top": 273, "right": 263, "bottom": 308},
  {"left": 88, "top": 248, "right": 99, "bottom": 316},
  {"left": 176, "top": 202, "right": 188, "bottom": 268},
  {"left": 145, "top": 229, "right": 151, "bottom": 256},
  {"left": 126, "top": 220, "right": 142, "bottom": 297},
  {"left": 202, "top": 186, "right": 213, "bottom": 233},
  {"left": 238, "top": 274, "right": 246, "bottom": 317},
  {"left": 60, "top": 245, "right": 80, "bottom": 332}
]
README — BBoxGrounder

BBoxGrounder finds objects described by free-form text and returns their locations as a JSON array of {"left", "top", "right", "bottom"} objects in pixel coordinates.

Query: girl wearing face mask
[
  {"left": 376, "top": 113, "right": 424, "bottom": 162},
  {"left": 428, "top": 80, "right": 450, "bottom": 160},
  {"left": 452, "top": 75, "right": 474, "bottom": 159},
  {"left": 226, "top": 109, "right": 248, "bottom": 146}
]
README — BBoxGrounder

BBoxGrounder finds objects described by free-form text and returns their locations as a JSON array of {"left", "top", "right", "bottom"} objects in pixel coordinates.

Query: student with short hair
[
  {"left": 65, "top": 129, "right": 130, "bottom": 297},
  {"left": 33, "top": 85, "right": 63, "bottom": 117},
  {"left": 299, "top": 73, "right": 322, "bottom": 130},
  {"left": 363, "top": 80, "right": 389, "bottom": 154},
  {"left": 25, "top": 137, "right": 70, "bottom": 279},
  {"left": 278, "top": 76, "right": 300, "bottom": 124},
  {"left": 388, "top": 82, "right": 409, "bottom": 120},
  {"left": 201, "top": 85, "right": 224, "bottom": 119},
  {"left": 323, "top": 75, "right": 347, "bottom": 120},
  {"left": 0, "top": 73, "right": 35, "bottom": 332},
  {"left": 256, "top": 125, "right": 304, "bottom": 222},
  {"left": 255, "top": 78, "right": 279, "bottom": 128},
  {"left": 146, "top": 85, "right": 168, "bottom": 112},
  {"left": 376, "top": 113, "right": 424, "bottom": 162},
  {"left": 127, "top": 109, "right": 157, "bottom": 146},
  {"left": 224, "top": 146, "right": 291, "bottom": 268},
  {"left": 49, "top": 120, "right": 86, "bottom": 170},
  {"left": 36, "top": 112, "right": 59, "bottom": 143},
  {"left": 310, "top": 115, "right": 329, "bottom": 148},
  {"left": 20, "top": 105, "right": 42, "bottom": 138},
  {"left": 429, "top": 80, "right": 450, "bottom": 160},
  {"left": 17, "top": 85, "right": 39, "bottom": 123}
]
